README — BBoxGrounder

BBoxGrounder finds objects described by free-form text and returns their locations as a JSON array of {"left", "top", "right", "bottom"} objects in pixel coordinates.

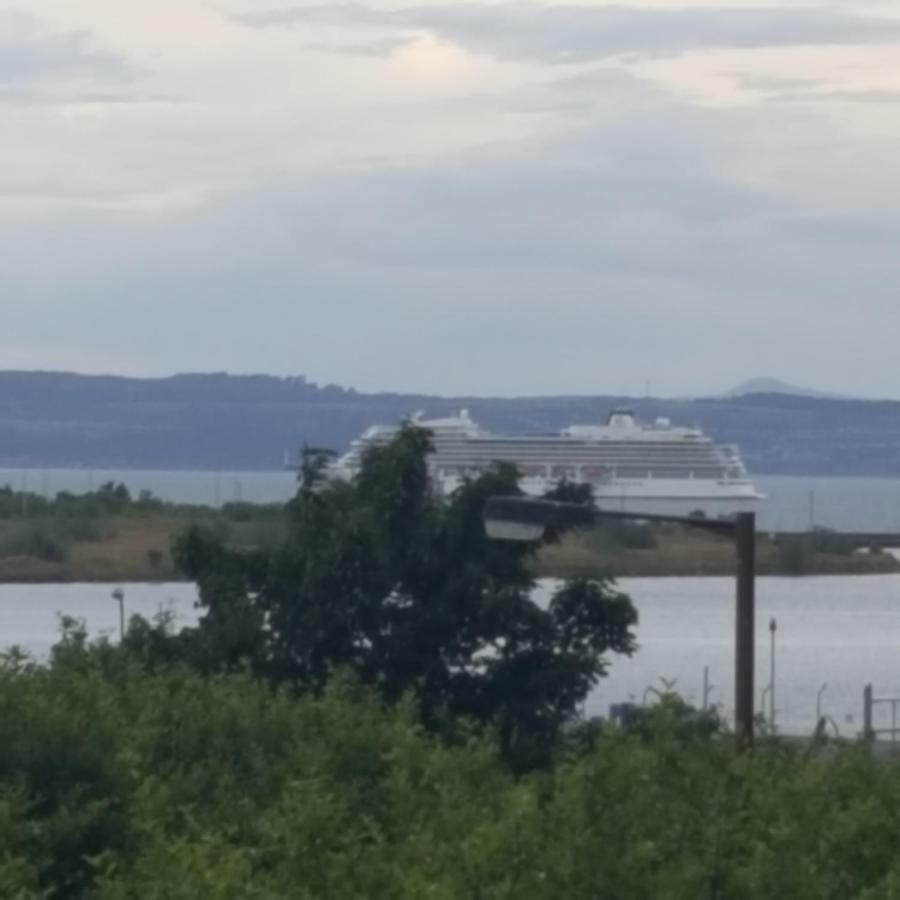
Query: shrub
[
  {"left": 592, "top": 520, "right": 659, "bottom": 550},
  {"left": 777, "top": 536, "right": 811, "bottom": 575},
  {"left": 809, "top": 527, "right": 856, "bottom": 556},
  {"left": 6, "top": 637, "right": 900, "bottom": 899},
  {"left": 0, "top": 524, "right": 67, "bottom": 562},
  {"left": 54, "top": 516, "right": 104, "bottom": 543}
]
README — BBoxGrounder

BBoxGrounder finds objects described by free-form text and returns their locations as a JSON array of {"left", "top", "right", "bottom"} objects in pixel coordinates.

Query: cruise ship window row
[
  {"left": 434, "top": 466, "right": 741, "bottom": 479},
  {"left": 432, "top": 457, "right": 735, "bottom": 467}
]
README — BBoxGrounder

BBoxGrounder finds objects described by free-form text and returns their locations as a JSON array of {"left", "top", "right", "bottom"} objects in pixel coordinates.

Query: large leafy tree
[{"left": 176, "top": 426, "right": 637, "bottom": 766}]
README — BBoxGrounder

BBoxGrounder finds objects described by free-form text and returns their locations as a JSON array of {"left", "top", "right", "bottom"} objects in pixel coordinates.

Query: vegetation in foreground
[
  {"left": 5, "top": 429, "right": 900, "bottom": 897},
  {"left": 171, "top": 429, "right": 638, "bottom": 769},
  {"left": 5, "top": 633, "right": 900, "bottom": 899}
]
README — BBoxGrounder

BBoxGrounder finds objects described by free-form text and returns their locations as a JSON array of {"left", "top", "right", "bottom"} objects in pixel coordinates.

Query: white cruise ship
[{"left": 329, "top": 409, "right": 762, "bottom": 516}]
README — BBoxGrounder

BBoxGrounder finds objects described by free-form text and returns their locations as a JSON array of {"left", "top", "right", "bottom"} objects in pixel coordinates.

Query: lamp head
[{"left": 483, "top": 496, "right": 595, "bottom": 542}]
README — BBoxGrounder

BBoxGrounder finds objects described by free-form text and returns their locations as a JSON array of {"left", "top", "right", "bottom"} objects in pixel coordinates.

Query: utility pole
[
  {"left": 864, "top": 683, "right": 874, "bottom": 741},
  {"left": 734, "top": 512, "right": 756, "bottom": 743},
  {"left": 769, "top": 617, "right": 777, "bottom": 729},
  {"left": 702, "top": 666, "right": 714, "bottom": 713},
  {"left": 816, "top": 683, "right": 828, "bottom": 724},
  {"left": 112, "top": 588, "right": 125, "bottom": 641}
]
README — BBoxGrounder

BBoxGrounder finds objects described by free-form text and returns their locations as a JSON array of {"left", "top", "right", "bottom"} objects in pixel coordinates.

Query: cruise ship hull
[
  {"left": 438, "top": 474, "right": 761, "bottom": 516},
  {"left": 328, "top": 408, "right": 763, "bottom": 518}
]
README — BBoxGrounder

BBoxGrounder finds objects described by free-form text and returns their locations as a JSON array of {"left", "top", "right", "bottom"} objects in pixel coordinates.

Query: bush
[
  {"left": 777, "top": 536, "right": 810, "bottom": 575},
  {"left": 175, "top": 430, "right": 638, "bottom": 772},
  {"left": 0, "top": 524, "right": 68, "bottom": 562},
  {"left": 809, "top": 527, "right": 856, "bottom": 557},
  {"left": 0, "top": 515, "right": 110, "bottom": 563},
  {"left": 0, "top": 486, "right": 50, "bottom": 519},
  {"left": 54, "top": 516, "right": 105, "bottom": 543},
  {"left": 6, "top": 633, "right": 900, "bottom": 899},
  {"left": 592, "top": 520, "right": 659, "bottom": 550}
]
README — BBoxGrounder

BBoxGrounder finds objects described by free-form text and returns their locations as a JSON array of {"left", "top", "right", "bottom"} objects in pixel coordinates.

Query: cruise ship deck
[{"left": 331, "top": 409, "right": 762, "bottom": 516}]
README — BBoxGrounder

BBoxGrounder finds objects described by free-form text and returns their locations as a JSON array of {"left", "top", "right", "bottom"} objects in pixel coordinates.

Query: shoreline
[
  {"left": 536, "top": 528, "right": 900, "bottom": 580},
  {"left": 0, "top": 504, "right": 896, "bottom": 584}
]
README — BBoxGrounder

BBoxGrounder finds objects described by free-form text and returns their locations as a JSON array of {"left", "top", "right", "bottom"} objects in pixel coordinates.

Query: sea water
[{"left": 4, "top": 576, "right": 900, "bottom": 738}]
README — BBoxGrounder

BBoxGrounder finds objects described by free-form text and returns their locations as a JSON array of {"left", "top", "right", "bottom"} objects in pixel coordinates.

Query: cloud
[
  {"left": 0, "top": 12, "right": 134, "bottom": 87},
  {"left": 3, "top": 0, "right": 900, "bottom": 395},
  {"left": 0, "top": 178, "right": 206, "bottom": 215},
  {"left": 0, "top": 88, "right": 177, "bottom": 108},
  {"left": 236, "top": 4, "right": 387, "bottom": 29},
  {"left": 304, "top": 35, "right": 418, "bottom": 58},
  {"left": 235, "top": 3, "right": 900, "bottom": 63}
]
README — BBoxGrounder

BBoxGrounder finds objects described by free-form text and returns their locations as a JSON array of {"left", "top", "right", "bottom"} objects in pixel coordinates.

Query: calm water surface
[
  {"left": 3, "top": 469, "right": 900, "bottom": 532},
  {"left": 572, "top": 575, "right": 900, "bottom": 737},
  {"left": 5, "top": 577, "right": 900, "bottom": 737},
  {"left": 0, "top": 583, "right": 200, "bottom": 658}
]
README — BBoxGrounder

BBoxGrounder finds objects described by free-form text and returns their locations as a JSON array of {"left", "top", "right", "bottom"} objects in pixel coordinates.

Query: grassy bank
[
  {"left": 0, "top": 483, "right": 283, "bottom": 583},
  {"left": 538, "top": 523, "right": 900, "bottom": 578},
  {"left": 0, "top": 484, "right": 894, "bottom": 582}
]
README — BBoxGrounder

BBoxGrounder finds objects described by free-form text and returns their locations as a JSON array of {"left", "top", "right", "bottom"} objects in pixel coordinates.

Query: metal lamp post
[
  {"left": 483, "top": 497, "right": 758, "bottom": 744},
  {"left": 816, "top": 682, "right": 828, "bottom": 724},
  {"left": 769, "top": 617, "right": 777, "bottom": 729},
  {"left": 111, "top": 588, "right": 125, "bottom": 641}
]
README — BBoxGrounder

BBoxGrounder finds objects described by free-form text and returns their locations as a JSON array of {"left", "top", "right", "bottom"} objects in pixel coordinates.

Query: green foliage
[
  {"left": 0, "top": 522, "right": 69, "bottom": 561},
  {"left": 589, "top": 520, "right": 660, "bottom": 551},
  {"left": 7, "top": 634, "right": 900, "bottom": 898},
  {"left": 543, "top": 478, "right": 595, "bottom": 507},
  {"left": 220, "top": 500, "right": 283, "bottom": 523},
  {"left": 778, "top": 535, "right": 811, "bottom": 575},
  {"left": 808, "top": 527, "right": 857, "bottom": 557},
  {"left": 0, "top": 515, "right": 112, "bottom": 562},
  {"left": 0, "top": 482, "right": 235, "bottom": 524},
  {"left": 174, "top": 426, "right": 638, "bottom": 769},
  {"left": 0, "top": 482, "right": 287, "bottom": 573},
  {"left": 55, "top": 515, "right": 105, "bottom": 542},
  {"left": 776, "top": 528, "right": 864, "bottom": 575}
]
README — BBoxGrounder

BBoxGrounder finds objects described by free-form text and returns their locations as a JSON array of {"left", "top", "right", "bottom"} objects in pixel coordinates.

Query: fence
[{"left": 863, "top": 684, "right": 900, "bottom": 745}]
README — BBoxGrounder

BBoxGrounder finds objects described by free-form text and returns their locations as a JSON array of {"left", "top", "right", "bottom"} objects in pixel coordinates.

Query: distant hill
[
  {"left": 726, "top": 378, "right": 850, "bottom": 401},
  {"left": 0, "top": 371, "right": 899, "bottom": 476}
]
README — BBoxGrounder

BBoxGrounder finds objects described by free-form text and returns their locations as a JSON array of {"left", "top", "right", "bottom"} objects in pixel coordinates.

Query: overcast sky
[{"left": 2, "top": 1, "right": 900, "bottom": 397}]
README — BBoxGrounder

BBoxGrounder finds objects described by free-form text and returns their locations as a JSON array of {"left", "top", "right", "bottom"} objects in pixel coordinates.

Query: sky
[{"left": 2, "top": 1, "right": 900, "bottom": 398}]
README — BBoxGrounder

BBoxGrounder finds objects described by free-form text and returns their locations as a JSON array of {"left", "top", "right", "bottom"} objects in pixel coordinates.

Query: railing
[{"left": 863, "top": 684, "right": 900, "bottom": 745}]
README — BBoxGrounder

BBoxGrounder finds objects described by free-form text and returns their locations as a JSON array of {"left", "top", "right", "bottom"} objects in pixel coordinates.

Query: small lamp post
[
  {"left": 483, "top": 497, "right": 758, "bottom": 744},
  {"left": 769, "top": 617, "right": 777, "bottom": 730},
  {"left": 702, "top": 665, "right": 714, "bottom": 713},
  {"left": 111, "top": 588, "right": 125, "bottom": 641},
  {"left": 816, "top": 682, "right": 828, "bottom": 724}
]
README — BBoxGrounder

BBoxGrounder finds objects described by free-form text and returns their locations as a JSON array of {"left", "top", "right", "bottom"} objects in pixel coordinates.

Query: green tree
[
  {"left": 11, "top": 628, "right": 900, "bottom": 897},
  {"left": 543, "top": 477, "right": 596, "bottom": 507},
  {"left": 176, "top": 426, "right": 637, "bottom": 767}
]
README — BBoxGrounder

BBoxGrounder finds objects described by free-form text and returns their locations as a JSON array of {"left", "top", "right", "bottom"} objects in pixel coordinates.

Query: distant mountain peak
[{"left": 725, "top": 378, "right": 849, "bottom": 401}]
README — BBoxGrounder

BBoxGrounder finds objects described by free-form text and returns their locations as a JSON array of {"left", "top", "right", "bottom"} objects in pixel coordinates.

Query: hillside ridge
[{"left": 0, "top": 372, "right": 897, "bottom": 475}]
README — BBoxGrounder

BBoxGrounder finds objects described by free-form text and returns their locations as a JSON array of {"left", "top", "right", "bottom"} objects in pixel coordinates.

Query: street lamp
[
  {"left": 111, "top": 588, "right": 125, "bottom": 641},
  {"left": 816, "top": 682, "right": 828, "bottom": 724},
  {"left": 483, "top": 497, "right": 758, "bottom": 744},
  {"left": 769, "top": 617, "right": 777, "bottom": 730}
]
